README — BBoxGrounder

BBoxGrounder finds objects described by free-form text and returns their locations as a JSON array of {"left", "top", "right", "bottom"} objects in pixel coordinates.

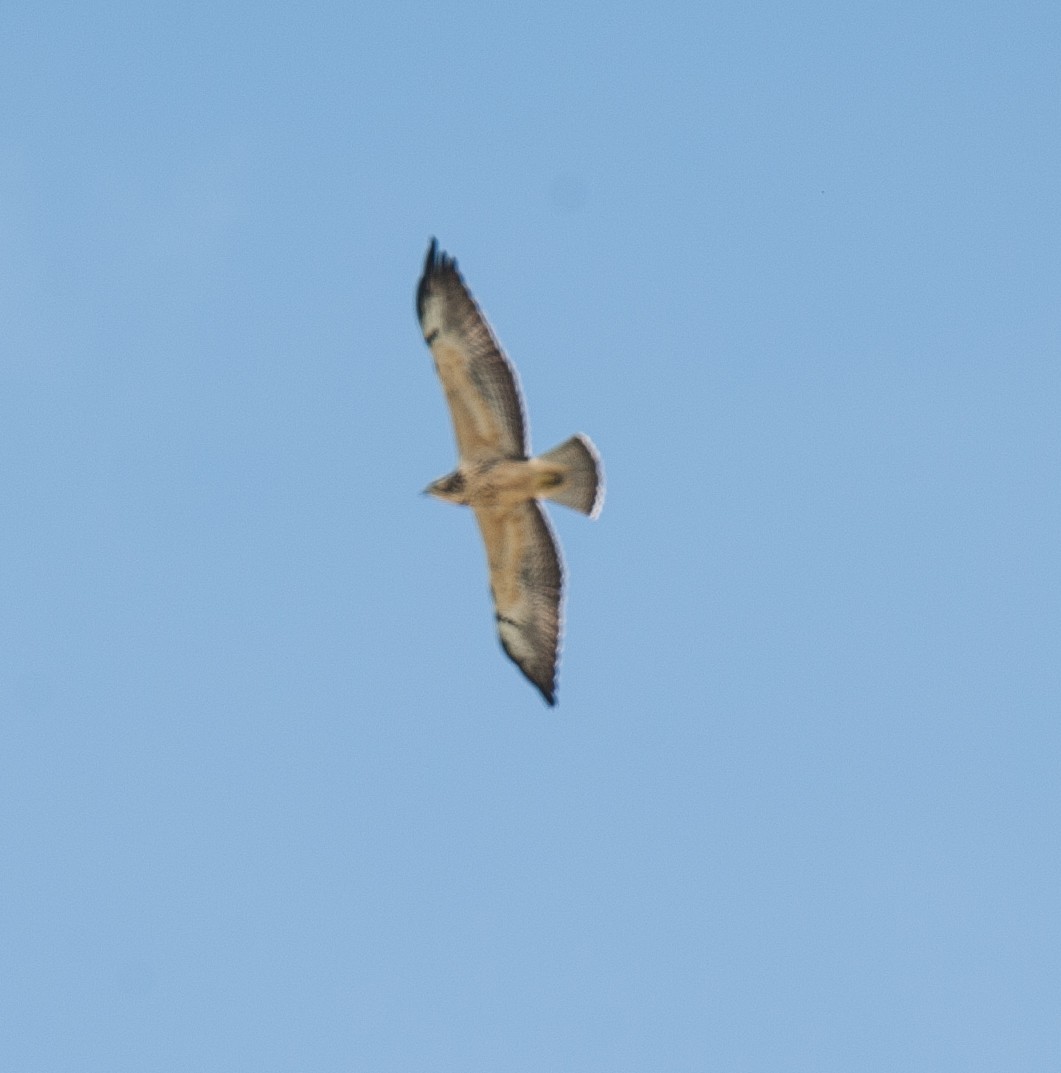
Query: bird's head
[{"left": 423, "top": 470, "right": 467, "bottom": 505}]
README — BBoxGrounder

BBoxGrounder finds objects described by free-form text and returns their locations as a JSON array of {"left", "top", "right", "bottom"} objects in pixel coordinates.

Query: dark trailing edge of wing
[{"left": 416, "top": 237, "right": 459, "bottom": 324}]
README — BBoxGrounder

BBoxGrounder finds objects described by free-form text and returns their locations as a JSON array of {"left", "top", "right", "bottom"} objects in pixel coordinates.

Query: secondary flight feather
[{"left": 416, "top": 239, "right": 603, "bottom": 705}]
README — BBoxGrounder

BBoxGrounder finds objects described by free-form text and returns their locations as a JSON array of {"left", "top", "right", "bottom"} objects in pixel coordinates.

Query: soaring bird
[{"left": 416, "top": 239, "right": 603, "bottom": 705}]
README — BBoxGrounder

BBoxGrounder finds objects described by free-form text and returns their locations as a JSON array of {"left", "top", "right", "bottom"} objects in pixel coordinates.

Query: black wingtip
[
  {"left": 421, "top": 237, "right": 458, "bottom": 277},
  {"left": 416, "top": 238, "right": 435, "bottom": 322},
  {"left": 417, "top": 237, "right": 458, "bottom": 322},
  {"left": 499, "top": 634, "right": 558, "bottom": 708},
  {"left": 536, "top": 676, "right": 558, "bottom": 707}
]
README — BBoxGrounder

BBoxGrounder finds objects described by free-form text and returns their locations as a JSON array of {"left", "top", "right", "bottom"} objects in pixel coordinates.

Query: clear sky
[{"left": 2, "top": 2, "right": 1059, "bottom": 1070}]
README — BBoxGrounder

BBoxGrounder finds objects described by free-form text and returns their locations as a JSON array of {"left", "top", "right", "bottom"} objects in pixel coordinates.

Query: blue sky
[{"left": 2, "top": 2, "right": 1059, "bottom": 1070}]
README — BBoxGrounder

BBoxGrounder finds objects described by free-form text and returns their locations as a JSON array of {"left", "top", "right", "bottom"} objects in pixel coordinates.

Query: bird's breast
[{"left": 465, "top": 459, "right": 539, "bottom": 509}]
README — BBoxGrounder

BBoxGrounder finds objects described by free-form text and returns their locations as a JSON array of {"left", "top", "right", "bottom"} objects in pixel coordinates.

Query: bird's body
[
  {"left": 416, "top": 239, "right": 603, "bottom": 705},
  {"left": 427, "top": 456, "right": 570, "bottom": 510}
]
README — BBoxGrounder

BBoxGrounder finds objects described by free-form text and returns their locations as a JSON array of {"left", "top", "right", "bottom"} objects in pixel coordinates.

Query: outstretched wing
[
  {"left": 474, "top": 501, "right": 563, "bottom": 706},
  {"left": 416, "top": 239, "right": 528, "bottom": 463}
]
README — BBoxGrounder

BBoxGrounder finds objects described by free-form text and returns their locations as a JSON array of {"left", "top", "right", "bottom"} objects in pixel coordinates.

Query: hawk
[{"left": 416, "top": 239, "right": 603, "bottom": 705}]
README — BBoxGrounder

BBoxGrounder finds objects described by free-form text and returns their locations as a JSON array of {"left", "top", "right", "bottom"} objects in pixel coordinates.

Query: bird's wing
[
  {"left": 474, "top": 500, "right": 563, "bottom": 705},
  {"left": 416, "top": 239, "right": 528, "bottom": 463}
]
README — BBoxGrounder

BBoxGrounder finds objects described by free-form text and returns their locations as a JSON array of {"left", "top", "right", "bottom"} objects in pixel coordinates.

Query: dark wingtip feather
[
  {"left": 499, "top": 635, "right": 558, "bottom": 707},
  {"left": 532, "top": 679, "right": 557, "bottom": 707},
  {"left": 415, "top": 238, "right": 437, "bottom": 322},
  {"left": 535, "top": 673, "right": 557, "bottom": 707},
  {"left": 416, "top": 237, "right": 462, "bottom": 324}
]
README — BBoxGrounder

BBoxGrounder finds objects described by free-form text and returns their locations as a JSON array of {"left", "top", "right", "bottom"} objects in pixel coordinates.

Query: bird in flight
[{"left": 416, "top": 239, "right": 603, "bottom": 705}]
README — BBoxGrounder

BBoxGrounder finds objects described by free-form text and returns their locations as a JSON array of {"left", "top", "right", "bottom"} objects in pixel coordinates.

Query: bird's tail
[{"left": 536, "top": 434, "right": 604, "bottom": 518}]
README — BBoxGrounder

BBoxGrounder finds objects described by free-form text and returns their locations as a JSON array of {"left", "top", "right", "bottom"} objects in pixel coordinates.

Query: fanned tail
[{"left": 537, "top": 434, "right": 604, "bottom": 518}]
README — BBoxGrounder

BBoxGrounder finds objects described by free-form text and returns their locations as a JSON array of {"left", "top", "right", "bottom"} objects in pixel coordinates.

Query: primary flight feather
[{"left": 416, "top": 239, "right": 603, "bottom": 705}]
